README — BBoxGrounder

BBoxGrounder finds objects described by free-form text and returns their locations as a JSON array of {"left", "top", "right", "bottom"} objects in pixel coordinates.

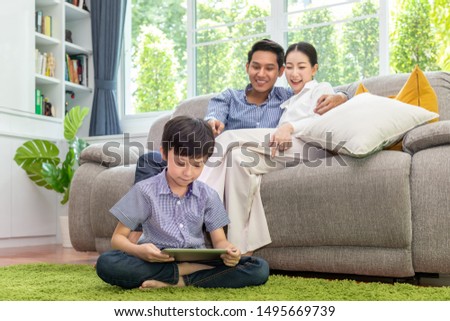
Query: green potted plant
[{"left": 14, "top": 106, "right": 89, "bottom": 205}]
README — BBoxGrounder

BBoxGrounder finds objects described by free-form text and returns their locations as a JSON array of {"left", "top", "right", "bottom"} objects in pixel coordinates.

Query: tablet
[{"left": 162, "top": 248, "right": 227, "bottom": 261}]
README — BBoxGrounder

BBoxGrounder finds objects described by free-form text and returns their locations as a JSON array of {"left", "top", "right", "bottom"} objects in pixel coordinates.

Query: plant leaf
[
  {"left": 61, "top": 186, "right": 70, "bottom": 205},
  {"left": 68, "top": 137, "right": 89, "bottom": 165},
  {"left": 14, "top": 140, "right": 60, "bottom": 189},
  {"left": 64, "top": 106, "right": 89, "bottom": 141},
  {"left": 61, "top": 148, "right": 76, "bottom": 184},
  {"left": 42, "top": 163, "right": 66, "bottom": 193}
]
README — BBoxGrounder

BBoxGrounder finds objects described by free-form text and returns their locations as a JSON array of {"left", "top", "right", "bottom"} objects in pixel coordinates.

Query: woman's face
[{"left": 284, "top": 50, "right": 318, "bottom": 94}]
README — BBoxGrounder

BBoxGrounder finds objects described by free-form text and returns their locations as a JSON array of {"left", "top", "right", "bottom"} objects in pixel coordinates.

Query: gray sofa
[{"left": 69, "top": 71, "right": 450, "bottom": 278}]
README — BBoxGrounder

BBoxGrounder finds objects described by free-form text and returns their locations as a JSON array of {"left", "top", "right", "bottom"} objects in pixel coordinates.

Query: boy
[{"left": 96, "top": 116, "right": 269, "bottom": 289}]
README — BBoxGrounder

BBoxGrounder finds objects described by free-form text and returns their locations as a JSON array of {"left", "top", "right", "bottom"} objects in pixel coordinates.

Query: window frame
[{"left": 119, "top": 0, "right": 389, "bottom": 134}]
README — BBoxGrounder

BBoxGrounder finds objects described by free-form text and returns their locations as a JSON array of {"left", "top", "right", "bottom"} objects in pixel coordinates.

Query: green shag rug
[{"left": 1, "top": 263, "right": 449, "bottom": 301}]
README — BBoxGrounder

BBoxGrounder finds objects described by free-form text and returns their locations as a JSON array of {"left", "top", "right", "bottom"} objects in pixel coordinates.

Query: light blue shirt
[
  {"left": 205, "top": 85, "right": 294, "bottom": 130},
  {"left": 110, "top": 170, "right": 230, "bottom": 249}
]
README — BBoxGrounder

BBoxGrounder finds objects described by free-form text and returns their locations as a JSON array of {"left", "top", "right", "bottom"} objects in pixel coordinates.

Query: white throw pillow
[{"left": 295, "top": 93, "right": 439, "bottom": 158}]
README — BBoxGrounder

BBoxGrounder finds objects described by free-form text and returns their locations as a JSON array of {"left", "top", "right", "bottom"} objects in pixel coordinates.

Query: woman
[{"left": 198, "top": 42, "right": 334, "bottom": 255}]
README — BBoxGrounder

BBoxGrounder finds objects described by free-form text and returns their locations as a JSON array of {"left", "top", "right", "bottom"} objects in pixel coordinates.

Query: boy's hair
[
  {"left": 247, "top": 39, "right": 285, "bottom": 70},
  {"left": 161, "top": 116, "right": 215, "bottom": 159}
]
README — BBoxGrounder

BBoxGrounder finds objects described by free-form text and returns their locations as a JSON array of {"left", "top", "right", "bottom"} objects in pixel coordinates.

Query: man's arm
[
  {"left": 204, "top": 90, "right": 232, "bottom": 135},
  {"left": 314, "top": 91, "right": 349, "bottom": 115}
]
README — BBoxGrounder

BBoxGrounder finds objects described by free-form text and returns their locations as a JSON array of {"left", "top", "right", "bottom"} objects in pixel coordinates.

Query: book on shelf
[
  {"left": 42, "top": 16, "right": 52, "bottom": 37},
  {"left": 35, "top": 89, "right": 42, "bottom": 115},
  {"left": 66, "top": 0, "right": 85, "bottom": 8},
  {"left": 72, "top": 54, "right": 89, "bottom": 86},
  {"left": 66, "top": 54, "right": 89, "bottom": 86},
  {"left": 35, "top": 11, "right": 42, "bottom": 33},
  {"left": 39, "top": 52, "right": 47, "bottom": 76},
  {"left": 67, "top": 0, "right": 79, "bottom": 6},
  {"left": 66, "top": 54, "right": 74, "bottom": 83},
  {"left": 35, "top": 49, "right": 40, "bottom": 74},
  {"left": 35, "top": 50, "right": 56, "bottom": 78}
]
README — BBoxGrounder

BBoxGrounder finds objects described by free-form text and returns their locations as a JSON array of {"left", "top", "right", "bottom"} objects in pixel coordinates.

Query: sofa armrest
[
  {"left": 403, "top": 121, "right": 450, "bottom": 154},
  {"left": 80, "top": 143, "right": 140, "bottom": 167}
]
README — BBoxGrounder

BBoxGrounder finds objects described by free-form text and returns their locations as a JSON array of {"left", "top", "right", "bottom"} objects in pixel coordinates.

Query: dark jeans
[
  {"left": 96, "top": 250, "right": 269, "bottom": 289},
  {"left": 134, "top": 151, "right": 167, "bottom": 184},
  {"left": 132, "top": 151, "right": 166, "bottom": 232}
]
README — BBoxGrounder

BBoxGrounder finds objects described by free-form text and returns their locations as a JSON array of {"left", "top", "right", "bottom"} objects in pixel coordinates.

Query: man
[{"left": 134, "top": 39, "right": 348, "bottom": 183}]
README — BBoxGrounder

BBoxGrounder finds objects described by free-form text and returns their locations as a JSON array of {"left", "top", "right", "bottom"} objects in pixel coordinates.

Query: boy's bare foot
[
  {"left": 140, "top": 277, "right": 185, "bottom": 289},
  {"left": 139, "top": 263, "right": 214, "bottom": 289},
  {"left": 178, "top": 262, "right": 214, "bottom": 275}
]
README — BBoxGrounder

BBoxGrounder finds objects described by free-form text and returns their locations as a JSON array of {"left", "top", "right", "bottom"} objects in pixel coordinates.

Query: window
[
  {"left": 287, "top": 0, "right": 383, "bottom": 86},
  {"left": 191, "top": 0, "right": 271, "bottom": 96},
  {"left": 124, "top": 0, "right": 188, "bottom": 116},
  {"left": 122, "top": 0, "right": 447, "bottom": 121}
]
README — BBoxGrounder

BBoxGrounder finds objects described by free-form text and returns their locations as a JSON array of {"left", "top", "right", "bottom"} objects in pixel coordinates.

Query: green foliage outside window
[
  {"left": 130, "top": 0, "right": 449, "bottom": 114},
  {"left": 341, "top": 1, "right": 379, "bottom": 83},
  {"left": 431, "top": 0, "right": 450, "bottom": 71},
  {"left": 291, "top": 8, "right": 341, "bottom": 85},
  {"left": 133, "top": 26, "right": 180, "bottom": 112},
  {"left": 195, "top": 2, "right": 270, "bottom": 95},
  {"left": 390, "top": 0, "right": 438, "bottom": 73}
]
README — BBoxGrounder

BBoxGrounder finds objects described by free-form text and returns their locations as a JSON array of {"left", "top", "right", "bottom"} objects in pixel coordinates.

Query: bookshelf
[{"left": 34, "top": 0, "right": 93, "bottom": 119}]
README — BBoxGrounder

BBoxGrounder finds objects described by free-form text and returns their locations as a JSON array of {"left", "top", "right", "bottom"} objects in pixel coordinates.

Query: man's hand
[
  {"left": 207, "top": 119, "right": 225, "bottom": 136},
  {"left": 314, "top": 92, "right": 348, "bottom": 115}
]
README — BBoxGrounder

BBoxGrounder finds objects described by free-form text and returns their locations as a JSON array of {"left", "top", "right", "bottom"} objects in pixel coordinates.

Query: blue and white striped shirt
[
  {"left": 205, "top": 85, "right": 294, "bottom": 130},
  {"left": 110, "top": 170, "right": 230, "bottom": 249}
]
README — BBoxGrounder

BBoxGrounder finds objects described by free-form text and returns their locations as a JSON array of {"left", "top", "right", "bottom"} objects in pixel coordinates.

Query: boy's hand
[
  {"left": 138, "top": 243, "right": 175, "bottom": 263},
  {"left": 221, "top": 246, "right": 241, "bottom": 267}
]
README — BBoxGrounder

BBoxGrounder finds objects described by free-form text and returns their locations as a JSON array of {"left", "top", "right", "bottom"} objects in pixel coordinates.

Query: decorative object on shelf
[
  {"left": 44, "top": 99, "right": 54, "bottom": 117},
  {"left": 65, "top": 29, "right": 73, "bottom": 43},
  {"left": 81, "top": 0, "right": 90, "bottom": 12},
  {"left": 13, "top": 106, "right": 89, "bottom": 205},
  {"left": 46, "top": 52, "right": 55, "bottom": 77},
  {"left": 65, "top": 90, "right": 76, "bottom": 114}
]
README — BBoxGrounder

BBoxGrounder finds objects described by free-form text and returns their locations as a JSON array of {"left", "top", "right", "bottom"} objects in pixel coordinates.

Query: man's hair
[
  {"left": 247, "top": 38, "right": 285, "bottom": 69},
  {"left": 161, "top": 116, "right": 215, "bottom": 159}
]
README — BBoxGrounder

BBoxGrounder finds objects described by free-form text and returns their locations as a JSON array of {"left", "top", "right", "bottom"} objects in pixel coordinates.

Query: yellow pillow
[
  {"left": 355, "top": 65, "right": 438, "bottom": 115},
  {"left": 355, "top": 82, "right": 369, "bottom": 95},
  {"left": 354, "top": 65, "right": 439, "bottom": 150}
]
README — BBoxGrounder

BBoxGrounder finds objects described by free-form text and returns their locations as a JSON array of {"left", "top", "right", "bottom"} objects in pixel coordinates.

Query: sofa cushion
[
  {"left": 355, "top": 66, "right": 440, "bottom": 151},
  {"left": 403, "top": 120, "right": 450, "bottom": 154},
  {"left": 355, "top": 65, "right": 439, "bottom": 116},
  {"left": 295, "top": 93, "right": 439, "bottom": 157},
  {"left": 171, "top": 93, "right": 216, "bottom": 120},
  {"left": 80, "top": 143, "right": 140, "bottom": 167}
]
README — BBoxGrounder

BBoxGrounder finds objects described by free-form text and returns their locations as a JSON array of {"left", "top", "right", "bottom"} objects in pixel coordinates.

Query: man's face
[{"left": 246, "top": 51, "right": 284, "bottom": 94}]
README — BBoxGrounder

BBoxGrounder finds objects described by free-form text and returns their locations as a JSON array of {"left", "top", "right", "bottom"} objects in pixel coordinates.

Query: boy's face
[
  {"left": 161, "top": 148, "right": 206, "bottom": 193},
  {"left": 246, "top": 50, "right": 284, "bottom": 94}
]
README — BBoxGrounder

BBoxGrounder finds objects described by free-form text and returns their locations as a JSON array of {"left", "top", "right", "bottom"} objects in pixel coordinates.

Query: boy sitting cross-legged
[{"left": 96, "top": 116, "right": 269, "bottom": 289}]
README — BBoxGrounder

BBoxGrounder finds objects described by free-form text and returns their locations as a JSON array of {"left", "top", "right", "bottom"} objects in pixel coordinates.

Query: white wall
[{"left": 0, "top": 0, "right": 62, "bottom": 248}]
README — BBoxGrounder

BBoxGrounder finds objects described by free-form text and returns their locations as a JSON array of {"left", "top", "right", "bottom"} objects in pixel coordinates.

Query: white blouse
[{"left": 278, "top": 80, "right": 334, "bottom": 135}]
